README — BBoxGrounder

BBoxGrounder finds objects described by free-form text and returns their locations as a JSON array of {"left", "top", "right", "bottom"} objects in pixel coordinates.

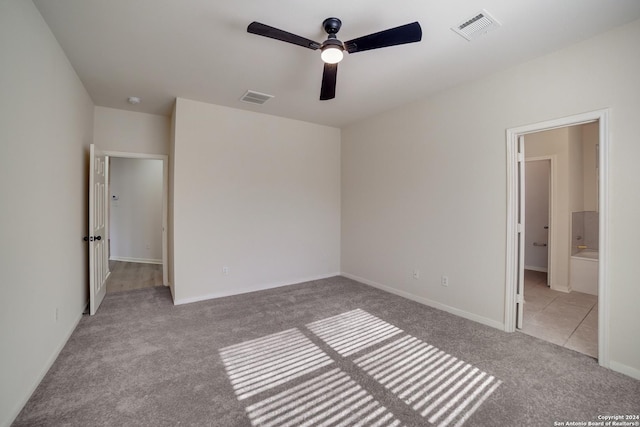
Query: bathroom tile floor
[{"left": 519, "top": 270, "right": 598, "bottom": 358}]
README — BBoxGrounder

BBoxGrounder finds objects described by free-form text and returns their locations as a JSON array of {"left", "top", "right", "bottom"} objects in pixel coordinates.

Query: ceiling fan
[{"left": 247, "top": 18, "right": 422, "bottom": 100}]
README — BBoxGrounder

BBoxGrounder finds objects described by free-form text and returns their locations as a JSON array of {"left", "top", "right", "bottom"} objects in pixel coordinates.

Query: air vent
[
  {"left": 452, "top": 10, "right": 501, "bottom": 41},
  {"left": 240, "top": 90, "right": 274, "bottom": 105}
]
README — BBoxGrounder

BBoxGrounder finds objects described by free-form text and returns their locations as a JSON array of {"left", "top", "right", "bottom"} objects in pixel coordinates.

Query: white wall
[
  {"left": 109, "top": 158, "right": 163, "bottom": 263},
  {"left": 568, "top": 126, "right": 585, "bottom": 214},
  {"left": 0, "top": 1, "right": 94, "bottom": 425},
  {"left": 172, "top": 98, "right": 341, "bottom": 303},
  {"left": 94, "top": 106, "right": 169, "bottom": 155},
  {"left": 341, "top": 19, "right": 640, "bottom": 378},
  {"left": 582, "top": 122, "right": 599, "bottom": 212}
]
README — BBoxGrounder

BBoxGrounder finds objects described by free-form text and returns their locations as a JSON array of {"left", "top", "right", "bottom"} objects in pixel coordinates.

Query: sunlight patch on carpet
[
  {"left": 306, "top": 309, "right": 403, "bottom": 356},
  {"left": 244, "top": 368, "right": 403, "bottom": 427},
  {"left": 354, "top": 335, "right": 502, "bottom": 427},
  {"left": 220, "top": 328, "right": 333, "bottom": 400},
  {"left": 221, "top": 309, "right": 500, "bottom": 426}
]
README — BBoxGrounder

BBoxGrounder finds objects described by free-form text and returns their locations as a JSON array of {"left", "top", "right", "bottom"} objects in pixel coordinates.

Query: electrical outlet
[
  {"left": 441, "top": 276, "right": 449, "bottom": 287},
  {"left": 222, "top": 266, "right": 229, "bottom": 275},
  {"left": 413, "top": 269, "right": 420, "bottom": 279}
]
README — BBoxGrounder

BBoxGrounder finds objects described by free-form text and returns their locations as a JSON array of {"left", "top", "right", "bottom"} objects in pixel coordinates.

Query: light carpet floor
[{"left": 13, "top": 276, "right": 640, "bottom": 426}]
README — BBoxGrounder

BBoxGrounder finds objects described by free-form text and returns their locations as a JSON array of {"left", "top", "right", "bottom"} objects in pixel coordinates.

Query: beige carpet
[{"left": 13, "top": 276, "right": 640, "bottom": 426}]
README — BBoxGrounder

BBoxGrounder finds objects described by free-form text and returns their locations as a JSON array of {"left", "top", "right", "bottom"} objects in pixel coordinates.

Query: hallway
[{"left": 107, "top": 261, "right": 163, "bottom": 293}]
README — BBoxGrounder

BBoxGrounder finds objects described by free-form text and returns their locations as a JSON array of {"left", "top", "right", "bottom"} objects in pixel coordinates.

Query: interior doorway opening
[
  {"left": 505, "top": 109, "right": 609, "bottom": 368},
  {"left": 88, "top": 147, "right": 168, "bottom": 314},
  {"left": 105, "top": 151, "right": 169, "bottom": 292},
  {"left": 519, "top": 124, "right": 599, "bottom": 358}
]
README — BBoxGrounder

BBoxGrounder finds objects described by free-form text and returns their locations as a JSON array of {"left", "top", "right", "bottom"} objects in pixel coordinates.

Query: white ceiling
[{"left": 34, "top": 0, "right": 640, "bottom": 128}]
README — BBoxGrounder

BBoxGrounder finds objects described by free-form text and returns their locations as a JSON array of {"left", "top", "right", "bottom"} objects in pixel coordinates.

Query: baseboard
[
  {"left": 609, "top": 360, "right": 640, "bottom": 381},
  {"left": 550, "top": 284, "right": 571, "bottom": 293},
  {"left": 5, "top": 310, "right": 83, "bottom": 427},
  {"left": 109, "top": 256, "right": 162, "bottom": 265},
  {"left": 524, "top": 265, "right": 548, "bottom": 273},
  {"left": 173, "top": 272, "right": 342, "bottom": 305},
  {"left": 341, "top": 272, "right": 505, "bottom": 331}
]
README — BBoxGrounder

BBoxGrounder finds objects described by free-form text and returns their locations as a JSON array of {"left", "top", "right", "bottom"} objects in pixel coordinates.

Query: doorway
[
  {"left": 88, "top": 147, "right": 168, "bottom": 314},
  {"left": 521, "top": 128, "right": 599, "bottom": 358},
  {"left": 505, "top": 109, "right": 610, "bottom": 368},
  {"left": 105, "top": 151, "right": 169, "bottom": 290}
]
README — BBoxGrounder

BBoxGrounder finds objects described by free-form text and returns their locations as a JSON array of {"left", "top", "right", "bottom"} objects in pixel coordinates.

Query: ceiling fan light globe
[{"left": 321, "top": 46, "right": 343, "bottom": 64}]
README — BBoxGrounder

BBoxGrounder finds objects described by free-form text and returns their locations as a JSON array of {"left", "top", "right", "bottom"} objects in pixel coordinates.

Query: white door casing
[
  {"left": 516, "top": 136, "right": 525, "bottom": 329},
  {"left": 505, "top": 109, "right": 609, "bottom": 368},
  {"left": 89, "top": 144, "right": 109, "bottom": 315}
]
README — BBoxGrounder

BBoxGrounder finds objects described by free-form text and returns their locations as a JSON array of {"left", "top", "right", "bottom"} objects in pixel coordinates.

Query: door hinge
[
  {"left": 517, "top": 293, "right": 525, "bottom": 304},
  {"left": 517, "top": 153, "right": 525, "bottom": 162},
  {"left": 517, "top": 223, "right": 523, "bottom": 233}
]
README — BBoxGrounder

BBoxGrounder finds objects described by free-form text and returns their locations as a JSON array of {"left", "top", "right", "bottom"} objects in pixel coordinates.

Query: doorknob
[
  {"left": 95, "top": 235, "right": 102, "bottom": 241},
  {"left": 83, "top": 236, "right": 102, "bottom": 242}
]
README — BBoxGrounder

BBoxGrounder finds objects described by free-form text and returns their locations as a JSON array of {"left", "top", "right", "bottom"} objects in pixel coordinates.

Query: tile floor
[
  {"left": 519, "top": 270, "right": 598, "bottom": 358},
  {"left": 106, "top": 261, "right": 164, "bottom": 293}
]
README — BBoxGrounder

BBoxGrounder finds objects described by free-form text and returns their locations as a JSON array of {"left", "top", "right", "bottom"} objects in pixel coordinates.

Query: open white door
[
  {"left": 524, "top": 160, "right": 550, "bottom": 274},
  {"left": 516, "top": 136, "right": 525, "bottom": 329},
  {"left": 88, "top": 144, "right": 109, "bottom": 315}
]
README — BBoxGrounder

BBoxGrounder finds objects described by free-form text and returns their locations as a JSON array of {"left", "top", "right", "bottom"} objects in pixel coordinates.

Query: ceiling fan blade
[
  {"left": 247, "top": 22, "right": 321, "bottom": 50},
  {"left": 320, "top": 63, "right": 338, "bottom": 100},
  {"left": 344, "top": 22, "right": 422, "bottom": 54}
]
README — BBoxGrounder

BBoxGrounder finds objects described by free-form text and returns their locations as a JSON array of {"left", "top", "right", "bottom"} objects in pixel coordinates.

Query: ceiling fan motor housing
[
  {"left": 322, "top": 36, "right": 344, "bottom": 49},
  {"left": 322, "top": 17, "right": 342, "bottom": 34}
]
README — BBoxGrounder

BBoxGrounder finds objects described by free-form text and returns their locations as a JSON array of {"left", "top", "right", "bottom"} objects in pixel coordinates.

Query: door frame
[
  {"left": 524, "top": 156, "right": 555, "bottom": 286},
  {"left": 505, "top": 109, "right": 610, "bottom": 368},
  {"left": 104, "top": 150, "right": 169, "bottom": 286}
]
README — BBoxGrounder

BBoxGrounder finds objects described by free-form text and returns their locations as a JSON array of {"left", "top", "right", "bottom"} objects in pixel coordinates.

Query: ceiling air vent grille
[
  {"left": 240, "top": 90, "right": 274, "bottom": 105},
  {"left": 452, "top": 10, "right": 501, "bottom": 41}
]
